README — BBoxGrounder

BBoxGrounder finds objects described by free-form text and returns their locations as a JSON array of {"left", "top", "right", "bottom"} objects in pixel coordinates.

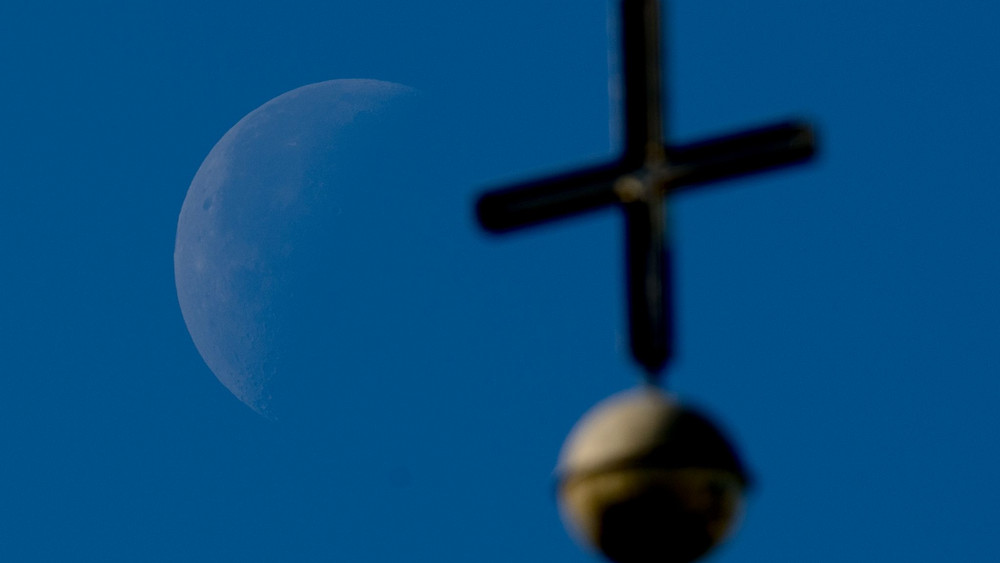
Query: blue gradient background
[{"left": 2, "top": 1, "right": 998, "bottom": 561}]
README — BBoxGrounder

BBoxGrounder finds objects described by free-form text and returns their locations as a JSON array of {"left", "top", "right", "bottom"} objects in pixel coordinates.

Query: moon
[{"left": 174, "top": 79, "right": 435, "bottom": 421}]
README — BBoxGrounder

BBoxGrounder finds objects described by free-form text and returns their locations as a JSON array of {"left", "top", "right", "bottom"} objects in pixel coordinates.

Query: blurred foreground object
[
  {"left": 557, "top": 388, "right": 749, "bottom": 563},
  {"left": 474, "top": 0, "right": 816, "bottom": 377},
  {"left": 475, "top": 0, "right": 817, "bottom": 559}
]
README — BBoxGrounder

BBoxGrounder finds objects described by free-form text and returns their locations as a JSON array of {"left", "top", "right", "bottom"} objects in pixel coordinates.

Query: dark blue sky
[{"left": 2, "top": 1, "right": 998, "bottom": 561}]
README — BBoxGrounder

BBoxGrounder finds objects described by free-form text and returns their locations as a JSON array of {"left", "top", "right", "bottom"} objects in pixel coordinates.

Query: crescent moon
[{"left": 174, "top": 79, "right": 420, "bottom": 419}]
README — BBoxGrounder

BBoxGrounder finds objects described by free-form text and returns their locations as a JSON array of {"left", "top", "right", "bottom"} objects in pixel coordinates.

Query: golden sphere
[{"left": 556, "top": 387, "right": 749, "bottom": 563}]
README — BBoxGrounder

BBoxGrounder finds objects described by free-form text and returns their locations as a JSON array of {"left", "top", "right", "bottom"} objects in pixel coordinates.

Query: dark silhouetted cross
[{"left": 476, "top": 0, "right": 816, "bottom": 379}]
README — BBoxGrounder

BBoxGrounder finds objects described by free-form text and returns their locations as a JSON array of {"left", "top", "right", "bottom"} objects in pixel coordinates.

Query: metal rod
[
  {"left": 475, "top": 162, "right": 625, "bottom": 233},
  {"left": 624, "top": 179, "right": 671, "bottom": 375},
  {"left": 622, "top": 0, "right": 666, "bottom": 167},
  {"left": 475, "top": 122, "right": 815, "bottom": 233},
  {"left": 669, "top": 121, "right": 816, "bottom": 190}
]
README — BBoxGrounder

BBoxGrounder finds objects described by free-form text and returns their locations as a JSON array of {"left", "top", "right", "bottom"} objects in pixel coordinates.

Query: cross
[{"left": 475, "top": 0, "right": 816, "bottom": 380}]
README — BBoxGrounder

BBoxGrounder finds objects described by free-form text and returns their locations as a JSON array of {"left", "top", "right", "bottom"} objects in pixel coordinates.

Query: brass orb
[{"left": 556, "top": 387, "right": 749, "bottom": 563}]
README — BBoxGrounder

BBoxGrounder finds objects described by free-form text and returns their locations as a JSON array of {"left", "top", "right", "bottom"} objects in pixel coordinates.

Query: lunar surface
[{"left": 174, "top": 79, "right": 434, "bottom": 421}]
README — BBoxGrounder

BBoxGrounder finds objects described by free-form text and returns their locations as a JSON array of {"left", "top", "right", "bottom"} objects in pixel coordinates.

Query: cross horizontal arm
[
  {"left": 668, "top": 120, "right": 816, "bottom": 191},
  {"left": 475, "top": 120, "right": 816, "bottom": 234},
  {"left": 476, "top": 162, "right": 626, "bottom": 233}
]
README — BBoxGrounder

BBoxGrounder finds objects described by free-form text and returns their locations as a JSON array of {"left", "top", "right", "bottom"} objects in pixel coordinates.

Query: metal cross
[{"left": 475, "top": 0, "right": 816, "bottom": 379}]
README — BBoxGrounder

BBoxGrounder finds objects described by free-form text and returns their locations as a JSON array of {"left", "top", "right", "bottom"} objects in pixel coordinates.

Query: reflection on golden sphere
[{"left": 556, "top": 387, "right": 749, "bottom": 563}]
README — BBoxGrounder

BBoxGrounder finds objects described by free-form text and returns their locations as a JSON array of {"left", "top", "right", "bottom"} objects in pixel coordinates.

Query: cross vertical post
[
  {"left": 621, "top": 0, "right": 665, "bottom": 166},
  {"left": 475, "top": 0, "right": 816, "bottom": 381},
  {"left": 620, "top": 0, "right": 670, "bottom": 375}
]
